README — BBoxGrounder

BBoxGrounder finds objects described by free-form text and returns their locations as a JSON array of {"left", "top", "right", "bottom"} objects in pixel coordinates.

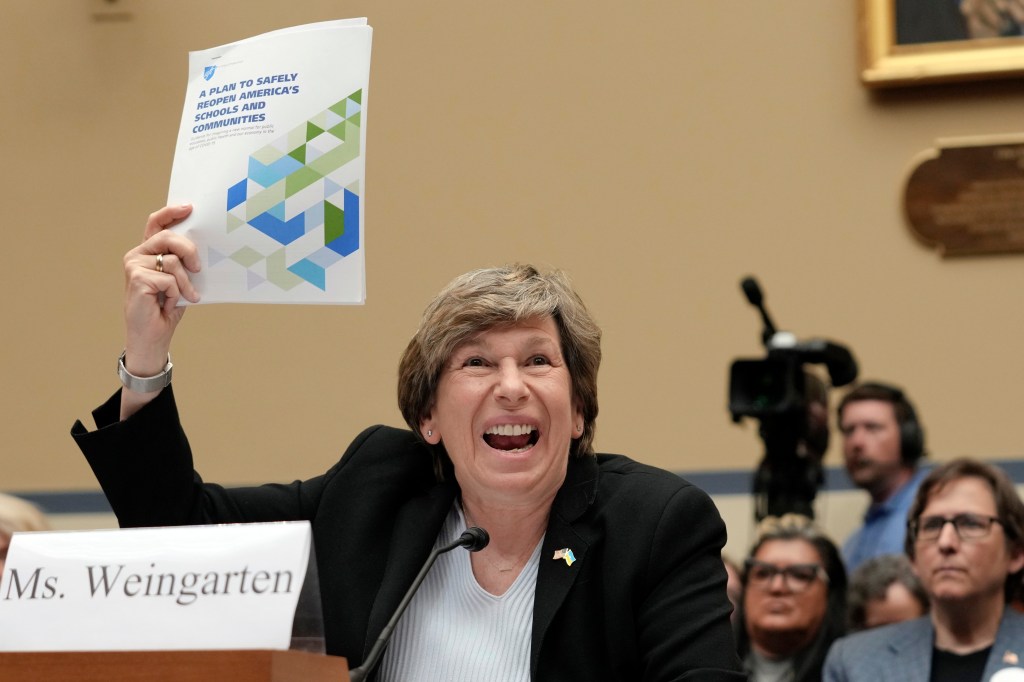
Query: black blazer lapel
[
  {"left": 530, "top": 455, "right": 599, "bottom": 676},
  {"left": 362, "top": 477, "right": 458, "bottom": 661}
]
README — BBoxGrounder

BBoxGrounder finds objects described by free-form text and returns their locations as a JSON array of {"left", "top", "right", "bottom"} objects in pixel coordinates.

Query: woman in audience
[{"left": 735, "top": 513, "right": 847, "bottom": 682}]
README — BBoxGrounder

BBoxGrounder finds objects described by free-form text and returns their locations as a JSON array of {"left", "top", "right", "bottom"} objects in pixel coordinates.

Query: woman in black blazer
[{"left": 73, "top": 204, "right": 745, "bottom": 681}]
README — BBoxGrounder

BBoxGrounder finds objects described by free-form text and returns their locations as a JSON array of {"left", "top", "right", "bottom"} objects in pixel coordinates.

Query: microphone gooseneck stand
[{"left": 347, "top": 527, "right": 490, "bottom": 682}]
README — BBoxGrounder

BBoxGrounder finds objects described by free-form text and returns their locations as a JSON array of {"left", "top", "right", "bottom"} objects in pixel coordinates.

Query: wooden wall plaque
[{"left": 904, "top": 135, "right": 1024, "bottom": 256}]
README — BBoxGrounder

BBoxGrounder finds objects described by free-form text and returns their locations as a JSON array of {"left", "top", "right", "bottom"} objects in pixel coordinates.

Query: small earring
[
  {"left": 576, "top": 425, "right": 583, "bottom": 432},
  {"left": 427, "top": 430, "right": 433, "bottom": 437}
]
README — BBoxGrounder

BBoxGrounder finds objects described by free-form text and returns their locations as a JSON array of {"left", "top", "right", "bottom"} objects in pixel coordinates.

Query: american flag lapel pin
[{"left": 552, "top": 548, "right": 576, "bottom": 566}]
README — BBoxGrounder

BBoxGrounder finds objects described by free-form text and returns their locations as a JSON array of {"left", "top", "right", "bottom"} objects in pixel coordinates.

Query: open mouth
[{"left": 483, "top": 424, "right": 539, "bottom": 453}]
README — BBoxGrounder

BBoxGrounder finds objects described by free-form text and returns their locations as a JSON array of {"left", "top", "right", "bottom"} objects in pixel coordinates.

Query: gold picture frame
[{"left": 859, "top": 0, "right": 1024, "bottom": 87}]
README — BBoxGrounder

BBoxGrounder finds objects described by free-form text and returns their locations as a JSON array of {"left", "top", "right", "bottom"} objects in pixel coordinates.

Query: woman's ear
[
  {"left": 420, "top": 415, "right": 441, "bottom": 444},
  {"left": 572, "top": 406, "right": 584, "bottom": 440}
]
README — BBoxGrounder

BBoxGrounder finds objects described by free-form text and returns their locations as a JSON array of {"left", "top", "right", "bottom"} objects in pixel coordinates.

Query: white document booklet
[{"left": 167, "top": 19, "right": 371, "bottom": 304}]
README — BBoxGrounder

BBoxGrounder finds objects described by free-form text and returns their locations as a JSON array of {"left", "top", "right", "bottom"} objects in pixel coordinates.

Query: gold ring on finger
[{"left": 156, "top": 253, "right": 164, "bottom": 273}]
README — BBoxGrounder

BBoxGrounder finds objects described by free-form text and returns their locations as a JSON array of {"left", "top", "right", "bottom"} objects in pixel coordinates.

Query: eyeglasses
[
  {"left": 909, "top": 513, "right": 1003, "bottom": 542},
  {"left": 744, "top": 559, "right": 829, "bottom": 592}
]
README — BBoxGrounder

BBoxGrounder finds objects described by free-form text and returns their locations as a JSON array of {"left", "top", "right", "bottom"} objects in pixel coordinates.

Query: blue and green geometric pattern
[{"left": 215, "top": 89, "right": 363, "bottom": 291}]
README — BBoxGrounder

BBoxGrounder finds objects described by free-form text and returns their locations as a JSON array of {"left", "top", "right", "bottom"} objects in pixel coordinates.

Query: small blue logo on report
[{"left": 203, "top": 66, "right": 217, "bottom": 81}]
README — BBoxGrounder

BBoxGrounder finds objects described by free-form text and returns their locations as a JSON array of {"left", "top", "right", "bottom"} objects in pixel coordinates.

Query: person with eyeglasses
[
  {"left": 735, "top": 514, "right": 848, "bottom": 682},
  {"left": 824, "top": 458, "right": 1024, "bottom": 682}
]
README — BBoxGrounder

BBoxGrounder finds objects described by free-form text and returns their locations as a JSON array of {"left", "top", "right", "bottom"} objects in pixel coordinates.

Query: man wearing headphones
[{"left": 837, "top": 382, "right": 928, "bottom": 572}]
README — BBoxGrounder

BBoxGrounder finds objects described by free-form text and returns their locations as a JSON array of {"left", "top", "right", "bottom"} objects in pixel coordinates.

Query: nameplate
[{"left": 0, "top": 522, "right": 313, "bottom": 652}]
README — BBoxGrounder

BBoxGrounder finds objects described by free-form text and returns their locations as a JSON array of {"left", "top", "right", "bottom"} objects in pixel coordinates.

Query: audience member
[
  {"left": 824, "top": 458, "right": 1024, "bottom": 682},
  {"left": 0, "top": 493, "right": 51, "bottom": 573},
  {"left": 846, "top": 554, "right": 927, "bottom": 632},
  {"left": 736, "top": 513, "right": 847, "bottom": 682},
  {"left": 837, "top": 382, "right": 928, "bottom": 571}
]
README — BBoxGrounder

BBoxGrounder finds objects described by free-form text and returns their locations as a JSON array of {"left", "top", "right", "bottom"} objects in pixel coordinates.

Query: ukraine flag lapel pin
[{"left": 552, "top": 548, "right": 576, "bottom": 566}]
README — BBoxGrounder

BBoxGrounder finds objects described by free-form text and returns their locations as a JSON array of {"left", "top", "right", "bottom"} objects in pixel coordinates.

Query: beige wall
[{"left": 5, "top": 2, "right": 1024, "bottom": 549}]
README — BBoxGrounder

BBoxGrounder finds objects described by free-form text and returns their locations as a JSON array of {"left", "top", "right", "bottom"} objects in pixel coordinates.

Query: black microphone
[
  {"left": 740, "top": 276, "right": 777, "bottom": 346},
  {"left": 348, "top": 527, "right": 490, "bottom": 682}
]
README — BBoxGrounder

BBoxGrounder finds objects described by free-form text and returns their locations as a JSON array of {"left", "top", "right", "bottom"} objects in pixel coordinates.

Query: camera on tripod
[{"left": 728, "top": 276, "right": 858, "bottom": 521}]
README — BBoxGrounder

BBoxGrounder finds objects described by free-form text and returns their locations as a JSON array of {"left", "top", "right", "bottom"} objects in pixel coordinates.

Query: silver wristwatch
[{"left": 117, "top": 351, "right": 173, "bottom": 393}]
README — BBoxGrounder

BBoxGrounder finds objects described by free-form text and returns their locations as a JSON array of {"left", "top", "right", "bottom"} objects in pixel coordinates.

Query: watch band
[{"left": 117, "top": 350, "right": 173, "bottom": 393}]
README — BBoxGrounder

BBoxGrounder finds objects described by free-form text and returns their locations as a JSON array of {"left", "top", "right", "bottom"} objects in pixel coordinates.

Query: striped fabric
[{"left": 377, "top": 505, "right": 542, "bottom": 682}]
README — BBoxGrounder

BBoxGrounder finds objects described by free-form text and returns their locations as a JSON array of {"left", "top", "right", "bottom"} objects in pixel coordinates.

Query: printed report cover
[{"left": 166, "top": 18, "right": 371, "bottom": 304}]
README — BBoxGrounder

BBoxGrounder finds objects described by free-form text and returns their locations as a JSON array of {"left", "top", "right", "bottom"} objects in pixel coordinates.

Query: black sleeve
[
  {"left": 70, "top": 386, "right": 376, "bottom": 528},
  {"left": 638, "top": 482, "right": 746, "bottom": 680}
]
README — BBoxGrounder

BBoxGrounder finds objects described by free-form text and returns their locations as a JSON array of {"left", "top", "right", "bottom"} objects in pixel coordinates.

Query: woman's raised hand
[{"left": 120, "top": 205, "right": 202, "bottom": 417}]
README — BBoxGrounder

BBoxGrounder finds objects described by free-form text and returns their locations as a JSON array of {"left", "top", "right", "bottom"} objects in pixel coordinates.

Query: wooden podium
[{"left": 0, "top": 649, "right": 349, "bottom": 681}]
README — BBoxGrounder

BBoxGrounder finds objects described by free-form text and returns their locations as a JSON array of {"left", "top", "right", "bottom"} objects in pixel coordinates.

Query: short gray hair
[{"left": 847, "top": 554, "right": 928, "bottom": 631}]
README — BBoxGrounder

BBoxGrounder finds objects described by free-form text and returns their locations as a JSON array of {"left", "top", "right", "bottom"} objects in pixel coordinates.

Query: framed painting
[{"left": 859, "top": 0, "right": 1024, "bottom": 87}]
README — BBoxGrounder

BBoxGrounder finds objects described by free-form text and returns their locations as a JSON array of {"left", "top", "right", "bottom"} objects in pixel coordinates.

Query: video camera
[
  {"left": 728, "top": 276, "right": 858, "bottom": 521},
  {"left": 729, "top": 336, "right": 858, "bottom": 421}
]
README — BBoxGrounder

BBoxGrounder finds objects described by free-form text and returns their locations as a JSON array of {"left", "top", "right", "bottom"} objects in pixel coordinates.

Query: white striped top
[{"left": 376, "top": 504, "right": 542, "bottom": 682}]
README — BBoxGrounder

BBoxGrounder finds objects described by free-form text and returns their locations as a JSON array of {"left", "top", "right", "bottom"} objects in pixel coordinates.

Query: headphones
[{"left": 841, "top": 381, "right": 925, "bottom": 465}]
